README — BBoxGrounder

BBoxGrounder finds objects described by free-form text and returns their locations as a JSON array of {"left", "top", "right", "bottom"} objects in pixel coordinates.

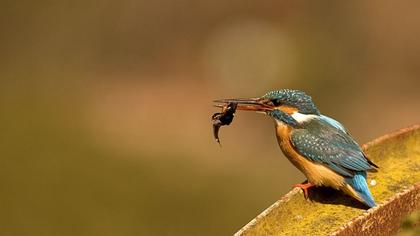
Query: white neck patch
[{"left": 291, "top": 112, "right": 317, "bottom": 123}]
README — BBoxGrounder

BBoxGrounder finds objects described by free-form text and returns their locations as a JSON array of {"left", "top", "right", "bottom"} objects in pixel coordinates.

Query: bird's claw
[{"left": 293, "top": 182, "right": 314, "bottom": 199}]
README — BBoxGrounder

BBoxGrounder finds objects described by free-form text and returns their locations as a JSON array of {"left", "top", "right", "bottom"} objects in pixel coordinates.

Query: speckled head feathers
[{"left": 263, "top": 89, "right": 320, "bottom": 115}]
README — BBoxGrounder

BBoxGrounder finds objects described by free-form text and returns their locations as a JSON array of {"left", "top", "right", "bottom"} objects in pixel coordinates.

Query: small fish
[{"left": 212, "top": 102, "right": 237, "bottom": 145}]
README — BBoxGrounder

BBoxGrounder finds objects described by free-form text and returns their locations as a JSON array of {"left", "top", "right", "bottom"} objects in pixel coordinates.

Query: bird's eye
[{"left": 271, "top": 99, "right": 282, "bottom": 106}]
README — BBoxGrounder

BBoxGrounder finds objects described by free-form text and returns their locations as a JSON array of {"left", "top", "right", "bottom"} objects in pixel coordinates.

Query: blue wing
[{"left": 290, "top": 118, "right": 377, "bottom": 177}]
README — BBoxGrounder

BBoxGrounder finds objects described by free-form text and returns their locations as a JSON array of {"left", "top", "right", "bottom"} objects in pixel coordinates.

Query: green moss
[{"left": 238, "top": 126, "right": 420, "bottom": 236}]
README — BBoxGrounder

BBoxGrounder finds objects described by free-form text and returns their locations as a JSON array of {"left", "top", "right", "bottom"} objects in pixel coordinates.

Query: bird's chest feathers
[
  {"left": 275, "top": 122, "right": 306, "bottom": 169},
  {"left": 274, "top": 121, "right": 344, "bottom": 188}
]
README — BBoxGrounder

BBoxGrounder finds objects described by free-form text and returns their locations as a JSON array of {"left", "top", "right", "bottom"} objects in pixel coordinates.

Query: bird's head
[{"left": 214, "top": 89, "right": 320, "bottom": 127}]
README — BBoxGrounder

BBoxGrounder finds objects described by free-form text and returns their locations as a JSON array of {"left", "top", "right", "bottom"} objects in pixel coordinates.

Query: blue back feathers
[
  {"left": 320, "top": 115, "right": 347, "bottom": 133},
  {"left": 290, "top": 118, "right": 376, "bottom": 177}
]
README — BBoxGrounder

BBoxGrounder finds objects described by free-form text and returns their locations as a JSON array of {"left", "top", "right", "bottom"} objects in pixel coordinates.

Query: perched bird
[{"left": 214, "top": 89, "right": 378, "bottom": 208}]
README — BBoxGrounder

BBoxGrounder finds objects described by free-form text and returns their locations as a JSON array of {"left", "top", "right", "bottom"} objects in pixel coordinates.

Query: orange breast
[{"left": 274, "top": 121, "right": 346, "bottom": 189}]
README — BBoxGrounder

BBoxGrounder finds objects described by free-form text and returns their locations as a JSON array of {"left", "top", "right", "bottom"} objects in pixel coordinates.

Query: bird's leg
[{"left": 293, "top": 181, "right": 315, "bottom": 199}]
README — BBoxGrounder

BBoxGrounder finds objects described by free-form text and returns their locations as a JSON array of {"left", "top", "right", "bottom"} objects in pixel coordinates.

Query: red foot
[{"left": 293, "top": 182, "right": 315, "bottom": 199}]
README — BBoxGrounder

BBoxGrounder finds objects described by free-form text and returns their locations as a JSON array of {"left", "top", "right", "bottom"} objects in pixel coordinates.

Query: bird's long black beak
[{"left": 213, "top": 98, "right": 273, "bottom": 112}]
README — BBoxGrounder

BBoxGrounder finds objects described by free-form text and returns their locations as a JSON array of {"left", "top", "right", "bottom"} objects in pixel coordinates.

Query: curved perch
[{"left": 235, "top": 125, "right": 420, "bottom": 236}]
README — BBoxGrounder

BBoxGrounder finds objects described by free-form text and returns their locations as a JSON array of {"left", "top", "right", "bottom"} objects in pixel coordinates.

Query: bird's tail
[{"left": 343, "top": 172, "right": 376, "bottom": 208}]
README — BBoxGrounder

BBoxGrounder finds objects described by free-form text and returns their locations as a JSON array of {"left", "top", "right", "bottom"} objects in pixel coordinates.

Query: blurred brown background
[{"left": 1, "top": 1, "right": 419, "bottom": 235}]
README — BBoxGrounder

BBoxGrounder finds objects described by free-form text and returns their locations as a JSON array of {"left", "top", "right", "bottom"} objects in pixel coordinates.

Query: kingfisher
[{"left": 214, "top": 89, "right": 378, "bottom": 208}]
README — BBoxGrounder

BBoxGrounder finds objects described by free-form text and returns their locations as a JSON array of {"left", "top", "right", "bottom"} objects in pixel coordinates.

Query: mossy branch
[{"left": 235, "top": 125, "right": 420, "bottom": 236}]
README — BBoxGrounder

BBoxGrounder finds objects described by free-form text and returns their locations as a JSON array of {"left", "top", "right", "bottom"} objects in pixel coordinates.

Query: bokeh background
[{"left": 1, "top": 1, "right": 420, "bottom": 235}]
